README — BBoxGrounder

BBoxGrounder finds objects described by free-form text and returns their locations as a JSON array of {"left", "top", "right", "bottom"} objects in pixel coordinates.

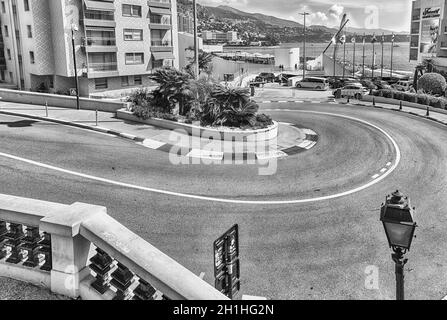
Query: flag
[
  {"left": 371, "top": 33, "right": 377, "bottom": 43},
  {"left": 351, "top": 35, "right": 356, "bottom": 43},
  {"left": 339, "top": 34, "right": 346, "bottom": 44},
  {"left": 331, "top": 36, "right": 337, "bottom": 45},
  {"left": 362, "top": 33, "right": 366, "bottom": 45},
  {"left": 381, "top": 33, "right": 385, "bottom": 43},
  {"left": 391, "top": 33, "right": 395, "bottom": 43}
]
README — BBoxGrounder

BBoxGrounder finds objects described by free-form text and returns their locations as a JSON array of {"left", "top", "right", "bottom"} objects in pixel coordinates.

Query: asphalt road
[{"left": 0, "top": 102, "right": 446, "bottom": 300}]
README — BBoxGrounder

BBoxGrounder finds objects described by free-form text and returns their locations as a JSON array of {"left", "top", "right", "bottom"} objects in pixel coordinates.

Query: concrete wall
[{"left": 0, "top": 88, "right": 126, "bottom": 112}]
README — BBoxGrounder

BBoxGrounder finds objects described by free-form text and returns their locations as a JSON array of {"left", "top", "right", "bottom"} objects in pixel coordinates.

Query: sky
[{"left": 197, "top": 0, "right": 413, "bottom": 33}]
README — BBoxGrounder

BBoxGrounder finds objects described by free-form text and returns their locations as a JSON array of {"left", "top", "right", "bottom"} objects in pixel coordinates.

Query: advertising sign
[
  {"left": 420, "top": 18, "right": 440, "bottom": 56},
  {"left": 213, "top": 224, "right": 240, "bottom": 299},
  {"left": 422, "top": 7, "right": 441, "bottom": 19}
]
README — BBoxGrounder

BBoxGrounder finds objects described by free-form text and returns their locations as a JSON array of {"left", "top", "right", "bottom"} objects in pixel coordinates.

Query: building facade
[
  {"left": 201, "top": 30, "right": 238, "bottom": 44},
  {"left": 410, "top": 0, "right": 447, "bottom": 63},
  {"left": 0, "top": 0, "right": 179, "bottom": 97}
]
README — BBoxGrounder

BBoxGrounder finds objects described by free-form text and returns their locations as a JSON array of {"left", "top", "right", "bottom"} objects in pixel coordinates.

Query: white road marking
[
  {"left": 256, "top": 150, "right": 288, "bottom": 160},
  {"left": 301, "top": 128, "right": 317, "bottom": 135},
  {"left": 278, "top": 101, "right": 287, "bottom": 103},
  {"left": 139, "top": 139, "right": 166, "bottom": 150},
  {"left": 297, "top": 140, "right": 313, "bottom": 149},
  {"left": 0, "top": 110, "right": 401, "bottom": 205},
  {"left": 380, "top": 168, "right": 387, "bottom": 173},
  {"left": 371, "top": 174, "right": 380, "bottom": 179},
  {"left": 386, "top": 162, "right": 392, "bottom": 167},
  {"left": 304, "top": 141, "right": 316, "bottom": 149},
  {"left": 186, "top": 149, "right": 224, "bottom": 160}
]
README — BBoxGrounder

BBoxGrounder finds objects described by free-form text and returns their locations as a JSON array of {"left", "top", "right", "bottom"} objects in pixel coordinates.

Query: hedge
[{"left": 372, "top": 89, "right": 447, "bottom": 109}]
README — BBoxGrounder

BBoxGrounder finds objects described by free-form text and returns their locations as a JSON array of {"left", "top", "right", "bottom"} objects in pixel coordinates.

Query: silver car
[{"left": 296, "top": 77, "right": 329, "bottom": 90}]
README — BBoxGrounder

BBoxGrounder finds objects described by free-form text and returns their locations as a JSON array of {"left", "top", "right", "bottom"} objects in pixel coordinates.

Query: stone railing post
[{"left": 39, "top": 202, "right": 106, "bottom": 298}]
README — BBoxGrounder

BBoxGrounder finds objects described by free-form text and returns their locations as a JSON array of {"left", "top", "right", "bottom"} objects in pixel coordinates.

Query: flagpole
[
  {"left": 372, "top": 34, "right": 375, "bottom": 79},
  {"left": 362, "top": 33, "right": 365, "bottom": 78},
  {"left": 343, "top": 36, "right": 346, "bottom": 78},
  {"left": 353, "top": 34, "right": 356, "bottom": 77},
  {"left": 390, "top": 33, "right": 394, "bottom": 78},
  {"left": 381, "top": 33, "right": 384, "bottom": 78}
]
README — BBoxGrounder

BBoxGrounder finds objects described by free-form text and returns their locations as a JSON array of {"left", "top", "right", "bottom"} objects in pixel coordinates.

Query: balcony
[
  {"left": 83, "top": 10, "right": 116, "bottom": 27},
  {"left": 148, "top": 0, "right": 171, "bottom": 9},
  {"left": 410, "top": 42, "right": 418, "bottom": 48},
  {"left": 83, "top": 37, "right": 118, "bottom": 53},
  {"left": 150, "top": 40, "right": 173, "bottom": 52},
  {"left": 87, "top": 62, "right": 118, "bottom": 78},
  {"left": 149, "top": 15, "right": 172, "bottom": 30},
  {"left": 440, "top": 42, "right": 447, "bottom": 50}
]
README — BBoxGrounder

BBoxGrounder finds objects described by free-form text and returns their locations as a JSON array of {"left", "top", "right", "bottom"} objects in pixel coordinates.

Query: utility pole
[
  {"left": 71, "top": 24, "right": 80, "bottom": 110},
  {"left": 300, "top": 12, "right": 309, "bottom": 79},
  {"left": 390, "top": 33, "right": 395, "bottom": 78},
  {"left": 362, "top": 33, "right": 366, "bottom": 78},
  {"left": 192, "top": 0, "right": 199, "bottom": 79},
  {"left": 352, "top": 34, "right": 356, "bottom": 77},
  {"left": 381, "top": 33, "right": 384, "bottom": 79}
]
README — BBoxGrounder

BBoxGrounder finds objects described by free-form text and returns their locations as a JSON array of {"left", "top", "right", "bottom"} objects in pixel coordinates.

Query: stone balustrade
[{"left": 0, "top": 194, "right": 228, "bottom": 300}]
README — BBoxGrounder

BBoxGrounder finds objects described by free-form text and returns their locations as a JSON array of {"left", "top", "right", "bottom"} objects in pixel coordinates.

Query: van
[
  {"left": 296, "top": 77, "right": 329, "bottom": 90},
  {"left": 393, "top": 80, "right": 413, "bottom": 92}
]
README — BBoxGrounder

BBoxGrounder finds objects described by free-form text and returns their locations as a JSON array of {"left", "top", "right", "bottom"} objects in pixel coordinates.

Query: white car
[
  {"left": 339, "top": 84, "right": 369, "bottom": 99},
  {"left": 393, "top": 80, "right": 413, "bottom": 92},
  {"left": 296, "top": 77, "right": 329, "bottom": 90}
]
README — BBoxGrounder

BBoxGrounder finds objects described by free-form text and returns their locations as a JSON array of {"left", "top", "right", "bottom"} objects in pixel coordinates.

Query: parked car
[
  {"left": 295, "top": 77, "right": 329, "bottom": 90},
  {"left": 393, "top": 80, "right": 413, "bottom": 92},
  {"left": 328, "top": 77, "right": 359, "bottom": 89},
  {"left": 278, "top": 73, "right": 298, "bottom": 85},
  {"left": 374, "top": 80, "right": 392, "bottom": 90},
  {"left": 257, "top": 72, "right": 276, "bottom": 83},
  {"left": 334, "top": 84, "right": 369, "bottom": 99},
  {"left": 360, "top": 79, "right": 378, "bottom": 90}
]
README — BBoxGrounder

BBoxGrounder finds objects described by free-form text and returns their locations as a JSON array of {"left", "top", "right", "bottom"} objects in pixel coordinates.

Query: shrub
[
  {"left": 417, "top": 72, "right": 447, "bottom": 95},
  {"left": 381, "top": 89, "right": 393, "bottom": 99},
  {"left": 393, "top": 91, "right": 404, "bottom": 100},
  {"left": 416, "top": 93, "right": 430, "bottom": 105},
  {"left": 256, "top": 114, "right": 273, "bottom": 126},
  {"left": 403, "top": 92, "right": 416, "bottom": 102}
]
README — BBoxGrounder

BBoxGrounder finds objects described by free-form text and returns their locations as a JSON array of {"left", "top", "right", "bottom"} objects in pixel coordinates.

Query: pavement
[{"left": 1, "top": 87, "right": 447, "bottom": 300}]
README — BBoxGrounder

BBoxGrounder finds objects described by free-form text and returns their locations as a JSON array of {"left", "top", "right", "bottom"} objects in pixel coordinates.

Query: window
[
  {"left": 0, "top": 70, "right": 4, "bottom": 81},
  {"left": 9, "top": 72, "right": 13, "bottom": 82},
  {"left": 134, "top": 75, "right": 142, "bottom": 85},
  {"left": 27, "top": 25, "right": 32, "bottom": 38},
  {"left": 152, "top": 59, "right": 163, "bottom": 69},
  {"left": 1, "top": 1, "right": 5, "bottom": 13},
  {"left": 95, "top": 78, "right": 108, "bottom": 90},
  {"left": 7, "top": 48, "right": 11, "bottom": 60},
  {"left": 121, "top": 76, "right": 129, "bottom": 86},
  {"left": 123, "top": 29, "right": 143, "bottom": 41},
  {"left": 125, "top": 53, "right": 144, "bottom": 65},
  {"left": 122, "top": 4, "right": 141, "bottom": 17},
  {"left": 29, "top": 51, "right": 34, "bottom": 64},
  {"left": 23, "top": 0, "right": 29, "bottom": 11},
  {"left": 4, "top": 25, "right": 8, "bottom": 37}
]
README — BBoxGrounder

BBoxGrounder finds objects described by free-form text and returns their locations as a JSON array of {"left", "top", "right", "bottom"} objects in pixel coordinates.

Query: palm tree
[
  {"left": 185, "top": 48, "right": 214, "bottom": 77},
  {"left": 149, "top": 68, "right": 194, "bottom": 115}
]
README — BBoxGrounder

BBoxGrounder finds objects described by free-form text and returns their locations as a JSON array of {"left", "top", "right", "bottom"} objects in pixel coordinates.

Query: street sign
[
  {"left": 70, "top": 88, "right": 77, "bottom": 96},
  {"left": 213, "top": 224, "right": 240, "bottom": 299}
]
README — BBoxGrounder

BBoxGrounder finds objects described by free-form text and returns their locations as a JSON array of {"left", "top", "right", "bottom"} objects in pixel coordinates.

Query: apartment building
[
  {"left": 201, "top": 30, "right": 239, "bottom": 44},
  {"left": 0, "top": 0, "right": 179, "bottom": 97}
]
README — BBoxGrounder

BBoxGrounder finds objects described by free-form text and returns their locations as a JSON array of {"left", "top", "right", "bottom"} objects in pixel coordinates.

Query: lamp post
[
  {"left": 300, "top": 12, "right": 310, "bottom": 79},
  {"left": 380, "top": 190, "right": 417, "bottom": 300},
  {"left": 192, "top": 0, "right": 199, "bottom": 79},
  {"left": 71, "top": 24, "right": 80, "bottom": 110}
]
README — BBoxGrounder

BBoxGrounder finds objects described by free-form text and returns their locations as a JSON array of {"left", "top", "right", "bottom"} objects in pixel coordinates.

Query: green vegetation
[
  {"left": 372, "top": 89, "right": 447, "bottom": 110},
  {"left": 127, "top": 68, "right": 273, "bottom": 129},
  {"left": 417, "top": 73, "right": 447, "bottom": 96}
]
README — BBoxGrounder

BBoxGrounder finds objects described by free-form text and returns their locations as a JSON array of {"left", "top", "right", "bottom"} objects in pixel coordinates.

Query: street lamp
[
  {"left": 300, "top": 12, "right": 310, "bottom": 79},
  {"left": 380, "top": 190, "right": 417, "bottom": 300},
  {"left": 71, "top": 23, "right": 80, "bottom": 110},
  {"left": 192, "top": 0, "right": 199, "bottom": 79}
]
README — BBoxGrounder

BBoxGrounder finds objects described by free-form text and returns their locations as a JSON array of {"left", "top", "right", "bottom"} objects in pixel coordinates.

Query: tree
[
  {"left": 185, "top": 48, "right": 214, "bottom": 77},
  {"left": 148, "top": 68, "right": 194, "bottom": 115}
]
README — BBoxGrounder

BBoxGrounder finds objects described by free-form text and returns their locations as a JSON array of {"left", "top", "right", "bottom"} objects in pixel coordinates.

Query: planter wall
[
  {"left": 0, "top": 88, "right": 127, "bottom": 113},
  {"left": 362, "top": 95, "right": 447, "bottom": 115},
  {"left": 117, "top": 108, "right": 279, "bottom": 142}
]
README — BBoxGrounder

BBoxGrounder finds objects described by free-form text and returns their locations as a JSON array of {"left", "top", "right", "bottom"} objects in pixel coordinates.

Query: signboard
[
  {"left": 214, "top": 224, "right": 240, "bottom": 299},
  {"left": 420, "top": 18, "right": 440, "bottom": 57},
  {"left": 70, "top": 88, "right": 77, "bottom": 96},
  {"left": 422, "top": 7, "right": 441, "bottom": 19}
]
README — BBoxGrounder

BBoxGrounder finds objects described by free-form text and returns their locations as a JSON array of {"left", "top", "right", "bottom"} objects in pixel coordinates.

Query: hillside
[{"left": 178, "top": 3, "right": 409, "bottom": 44}]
